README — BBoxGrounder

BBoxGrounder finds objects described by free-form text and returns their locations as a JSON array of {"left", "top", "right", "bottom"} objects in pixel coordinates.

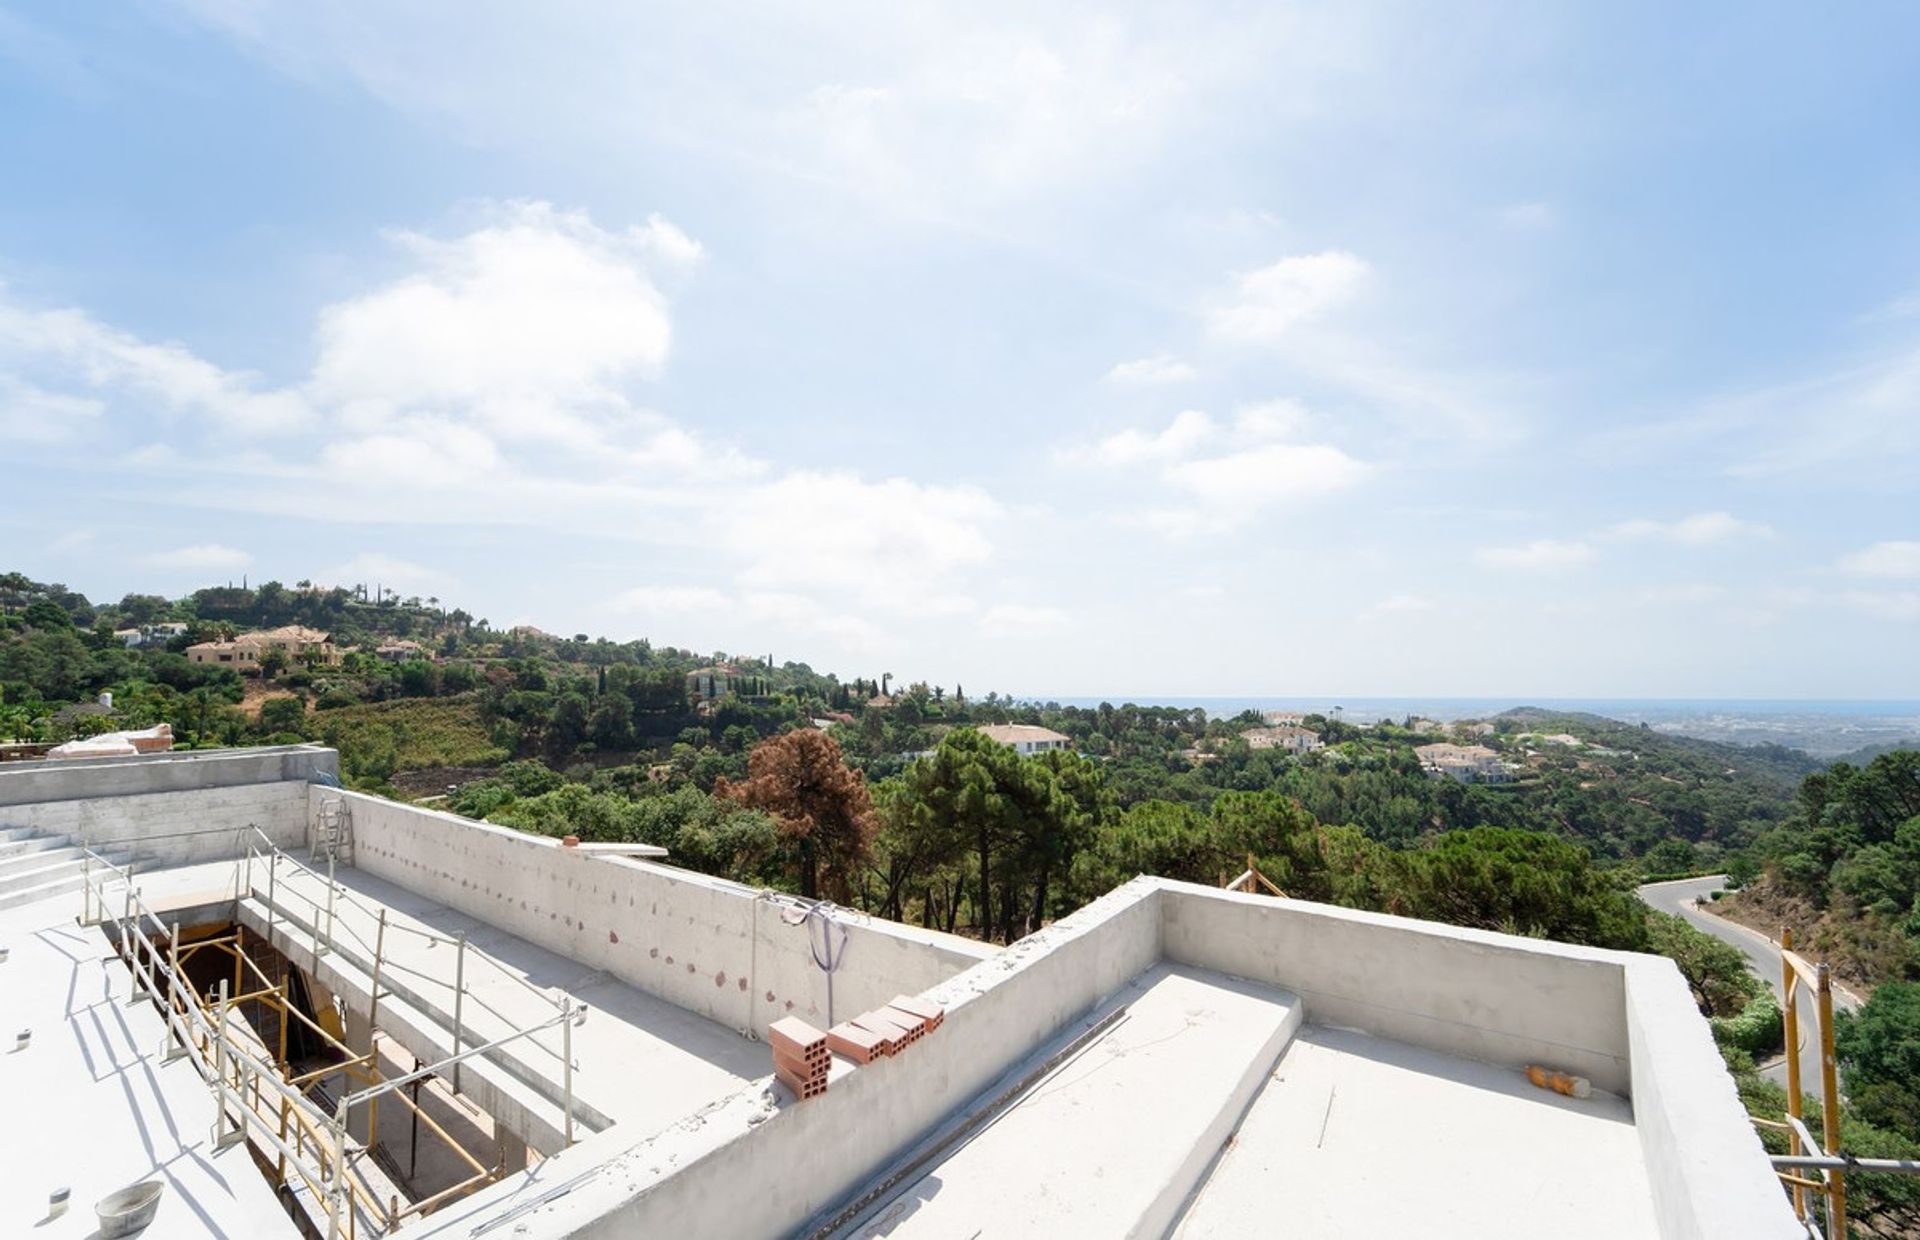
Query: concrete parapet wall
[
  {"left": 436, "top": 877, "right": 1169, "bottom": 1240},
  {"left": 0, "top": 744, "right": 336, "bottom": 809},
  {"left": 1, "top": 779, "right": 310, "bottom": 866},
  {"left": 406, "top": 877, "right": 1797, "bottom": 1240},
  {"left": 330, "top": 790, "right": 994, "bottom": 1039},
  {"left": 1624, "top": 958, "right": 1802, "bottom": 1240},
  {"left": 1159, "top": 882, "right": 1633, "bottom": 1095}
]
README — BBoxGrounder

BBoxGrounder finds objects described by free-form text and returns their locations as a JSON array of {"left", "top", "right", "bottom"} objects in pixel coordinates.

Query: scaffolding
[
  {"left": 1222, "top": 853, "right": 1287, "bottom": 898},
  {"left": 77, "top": 842, "right": 578, "bottom": 1238},
  {"left": 1754, "top": 929, "right": 1920, "bottom": 1240},
  {"left": 238, "top": 826, "right": 577, "bottom": 1127}
]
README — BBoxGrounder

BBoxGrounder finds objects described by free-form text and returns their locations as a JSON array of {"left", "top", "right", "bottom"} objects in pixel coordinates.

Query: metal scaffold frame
[
  {"left": 1755, "top": 929, "right": 1920, "bottom": 1240},
  {"left": 77, "top": 833, "right": 580, "bottom": 1238}
]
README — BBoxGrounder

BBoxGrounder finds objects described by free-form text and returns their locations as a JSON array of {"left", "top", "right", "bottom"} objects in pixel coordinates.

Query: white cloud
[
  {"left": 178, "top": 6, "right": 1317, "bottom": 226},
  {"left": 1604, "top": 512, "right": 1773, "bottom": 547},
  {"left": 1, "top": 201, "right": 768, "bottom": 538},
  {"left": 1496, "top": 201, "right": 1555, "bottom": 231},
  {"left": 631, "top": 213, "right": 705, "bottom": 270},
  {"left": 980, "top": 603, "right": 1070, "bottom": 638},
  {"left": 0, "top": 375, "right": 103, "bottom": 443},
  {"left": 1475, "top": 539, "right": 1596, "bottom": 571},
  {"left": 146, "top": 543, "right": 252, "bottom": 571},
  {"left": 1105, "top": 354, "right": 1195, "bottom": 385},
  {"left": 607, "top": 583, "right": 889, "bottom": 650},
  {"left": 1229, "top": 399, "right": 1311, "bottom": 444},
  {"left": 1069, "top": 402, "right": 1367, "bottom": 537},
  {"left": 740, "top": 590, "right": 889, "bottom": 648},
  {"left": 1840, "top": 591, "right": 1920, "bottom": 623},
  {"left": 1164, "top": 441, "right": 1368, "bottom": 509},
  {"left": 0, "top": 290, "right": 310, "bottom": 433},
  {"left": 324, "top": 553, "right": 457, "bottom": 596},
  {"left": 1604, "top": 339, "right": 1920, "bottom": 484},
  {"left": 1070, "top": 409, "right": 1216, "bottom": 467},
  {"left": 718, "top": 471, "right": 1000, "bottom": 617},
  {"left": 319, "top": 416, "right": 503, "bottom": 488},
  {"left": 1358, "top": 593, "right": 1436, "bottom": 621},
  {"left": 1837, "top": 540, "right": 1920, "bottom": 580},
  {"left": 611, "top": 584, "right": 732, "bottom": 615},
  {"left": 1630, "top": 583, "right": 1729, "bottom": 607},
  {"left": 1207, "top": 251, "right": 1368, "bottom": 343},
  {"left": 309, "top": 202, "right": 681, "bottom": 449}
]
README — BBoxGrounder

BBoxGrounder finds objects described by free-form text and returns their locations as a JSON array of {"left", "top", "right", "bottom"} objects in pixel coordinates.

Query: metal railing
[
  {"left": 80, "top": 854, "right": 384, "bottom": 1238},
  {"left": 1757, "top": 929, "right": 1920, "bottom": 1239},
  {"left": 237, "top": 826, "right": 575, "bottom": 1129},
  {"left": 77, "top": 832, "right": 583, "bottom": 1238}
]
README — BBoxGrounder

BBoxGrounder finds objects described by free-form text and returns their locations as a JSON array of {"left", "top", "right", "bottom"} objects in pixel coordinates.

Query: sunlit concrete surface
[
  {"left": 0, "top": 901, "right": 295, "bottom": 1238},
  {"left": 243, "top": 860, "right": 770, "bottom": 1138},
  {"left": 0, "top": 749, "right": 1803, "bottom": 1240},
  {"left": 1175, "top": 1024, "right": 1658, "bottom": 1239},
  {"left": 841, "top": 964, "right": 1304, "bottom": 1239}
]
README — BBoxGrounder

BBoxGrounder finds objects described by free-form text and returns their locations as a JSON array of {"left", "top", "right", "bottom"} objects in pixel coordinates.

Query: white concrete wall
[
  {"left": 413, "top": 878, "right": 1168, "bottom": 1240},
  {"left": 0, "top": 746, "right": 326, "bottom": 866},
  {"left": 1160, "top": 882, "right": 1634, "bottom": 1095},
  {"left": 330, "top": 790, "right": 995, "bottom": 1038},
  {"left": 0, "top": 744, "right": 336, "bottom": 809},
  {"left": 5, "top": 781, "right": 310, "bottom": 865},
  {"left": 1623, "top": 958, "right": 1802, "bottom": 1240},
  {"left": 404, "top": 877, "right": 1796, "bottom": 1240}
]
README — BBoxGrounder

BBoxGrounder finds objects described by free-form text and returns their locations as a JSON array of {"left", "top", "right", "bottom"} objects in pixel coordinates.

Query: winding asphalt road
[{"left": 1636, "top": 875, "right": 1862, "bottom": 1091}]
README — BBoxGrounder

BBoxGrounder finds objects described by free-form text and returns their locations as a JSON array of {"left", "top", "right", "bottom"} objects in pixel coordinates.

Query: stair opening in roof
[{"left": 103, "top": 916, "right": 530, "bottom": 1237}]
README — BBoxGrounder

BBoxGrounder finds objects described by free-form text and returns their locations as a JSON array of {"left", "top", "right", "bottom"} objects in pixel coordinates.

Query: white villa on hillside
[
  {"left": 1416, "top": 743, "right": 1514, "bottom": 784},
  {"left": 1241, "top": 725, "right": 1324, "bottom": 756},
  {"left": 976, "top": 724, "right": 1072, "bottom": 755}
]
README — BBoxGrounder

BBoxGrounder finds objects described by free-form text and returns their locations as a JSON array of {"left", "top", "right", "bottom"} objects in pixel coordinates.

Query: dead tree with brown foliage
[{"left": 717, "top": 729, "right": 876, "bottom": 901}]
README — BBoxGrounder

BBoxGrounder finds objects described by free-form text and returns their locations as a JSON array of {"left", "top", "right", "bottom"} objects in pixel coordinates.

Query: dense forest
[{"left": 7, "top": 567, "right": 1920, "bottom": 1226}]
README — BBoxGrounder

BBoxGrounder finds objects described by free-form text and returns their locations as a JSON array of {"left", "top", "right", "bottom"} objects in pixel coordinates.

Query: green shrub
[{"left": 1711, "top": 990, "right": 1784, "bottom": 1057}]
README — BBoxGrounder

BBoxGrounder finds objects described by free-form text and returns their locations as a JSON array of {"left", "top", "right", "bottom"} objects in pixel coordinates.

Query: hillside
[{"left": 1717, "top": 747, "right": 1920, "bottom": 988}]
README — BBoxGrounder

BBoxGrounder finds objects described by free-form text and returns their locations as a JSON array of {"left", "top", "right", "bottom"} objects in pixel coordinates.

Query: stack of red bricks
[
  {"left": 769, "top": 1016, "right": 831, "bottom": 1100},
  {"left": 824, "top": 994, "right": 945, "bottom": 1064},
  {"left": 770, "top": 996, "right": 949, "bottom": 1100}
]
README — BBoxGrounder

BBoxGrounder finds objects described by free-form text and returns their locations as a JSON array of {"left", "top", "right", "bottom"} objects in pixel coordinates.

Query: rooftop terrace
[{"left": 0, "top": 746, "right": 1800, "bottom": 1238}]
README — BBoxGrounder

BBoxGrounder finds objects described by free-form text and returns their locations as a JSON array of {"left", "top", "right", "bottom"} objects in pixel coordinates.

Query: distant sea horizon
[
  {"left": 1014, "top": 697, "right": 1920, "bottom": 758},
  {"left": 1023, "top": 696, "right": 1920, "bottom": 718}
]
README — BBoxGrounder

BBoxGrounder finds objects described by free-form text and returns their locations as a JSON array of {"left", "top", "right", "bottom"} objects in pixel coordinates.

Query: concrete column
[
  {"left": 498, "top": 1126, "right": 530, "bottom": 1173},
  {"left": 344, "top": 1001, "right": 374, "bottom": 1057}
]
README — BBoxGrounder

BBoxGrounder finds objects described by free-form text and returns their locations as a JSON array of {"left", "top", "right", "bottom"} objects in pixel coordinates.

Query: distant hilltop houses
[
  {"left": 975, "top": 724, "right": 1073, "bottom": 755},
  {"left": 186, "top": 624, "right": 340, "bottom": 668},
  {"left": 687, "top": 664, "right": 774, "bottom": 705},
  {"left": 1240, "top": 724, "right": 1324, "bottom": 756},
  {"left": 111, "top": 621, "right": 188, "bottom": 649},
  {"left": 1414, "top": 742, "right": 1516, "bottom": 784}
]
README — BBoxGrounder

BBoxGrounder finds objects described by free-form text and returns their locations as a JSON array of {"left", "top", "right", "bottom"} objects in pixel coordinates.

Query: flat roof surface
[
  {"left": 841, "top": 963, "right": 1304, "bottom": 1238},
  {"left": 0, "top": 898, "right": 295, "bottom": 1238},
  {"left": 1174, "top": 1025, "right": 1658, "bottom": 1239}
]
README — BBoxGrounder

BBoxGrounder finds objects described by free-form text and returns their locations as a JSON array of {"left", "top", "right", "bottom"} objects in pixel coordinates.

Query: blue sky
[{"left": 2, "top": 2, "right": 1918, "bottom": 698}]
